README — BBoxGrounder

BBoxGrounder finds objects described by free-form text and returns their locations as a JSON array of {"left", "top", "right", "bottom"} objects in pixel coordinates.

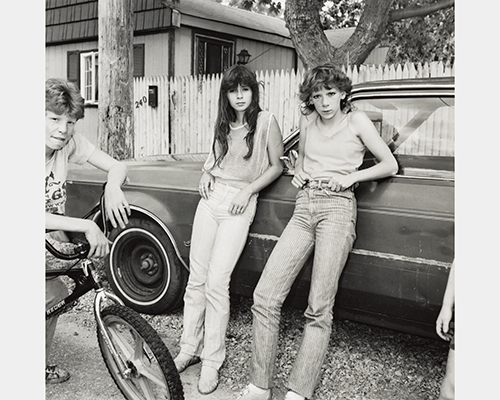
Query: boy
[{"left": 45, "top": 78, "right": 130, "bottom": 383}]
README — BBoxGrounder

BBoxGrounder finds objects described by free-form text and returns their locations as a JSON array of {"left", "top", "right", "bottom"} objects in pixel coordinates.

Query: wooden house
[{"left": 45, "top": 0, "right": 387, "bottom": 148}]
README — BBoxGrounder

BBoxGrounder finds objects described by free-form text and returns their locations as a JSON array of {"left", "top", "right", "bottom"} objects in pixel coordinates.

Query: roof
[
  {"left": 46, "top": 0, "right": 362, "bottom": 50},
  {"left": 173, "top": 0, "right": 289, "bottom": 38},
  {"left": 324, "top": 27, "right": 356, "bottom": 48},
  {"left": 45, "top": 0, "right": 289, "bottom": 45}
]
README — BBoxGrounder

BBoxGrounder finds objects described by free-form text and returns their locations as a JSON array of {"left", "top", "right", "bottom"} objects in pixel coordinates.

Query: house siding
[
  {"left": 136, "top": 33, "right": 170, "bottom": 77},
  {"left": 236, "top": 37, "right": 295, "bottom": 73}
]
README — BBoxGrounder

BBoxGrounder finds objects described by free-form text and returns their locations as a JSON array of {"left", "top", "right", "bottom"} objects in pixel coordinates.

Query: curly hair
[
  {"left": 299, "top": 64, "right": 352, "bottom": 115},
  {"left": 212, "top": 65, "right": 262, "bottom": 167},
  {"left": 45, "top": 78, "right": 85, "bottom": 120}
]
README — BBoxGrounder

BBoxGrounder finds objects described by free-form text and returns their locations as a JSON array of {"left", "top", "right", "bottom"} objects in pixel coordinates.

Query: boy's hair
[
  {"left": 299, "top": 64, "right": 352, "bottom": 114},
  {"left": 45, "top": 78, "right": 85, "bottom": 120},
  {"left": 212, "top": 65, "right": 262, "bottom": 167}
]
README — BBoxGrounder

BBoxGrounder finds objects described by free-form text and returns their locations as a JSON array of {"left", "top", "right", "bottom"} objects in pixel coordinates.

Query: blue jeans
[
  {"left": 180, "top": 181, "right": 257, "bottom": 369},
  {"left": 250, "top": 187, "right": 357, "bottom": 398}
]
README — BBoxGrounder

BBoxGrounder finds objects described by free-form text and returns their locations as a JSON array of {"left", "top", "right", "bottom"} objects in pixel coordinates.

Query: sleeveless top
[
  {"left": 203, "top": 111, "right": 274, "bottom": 186},
  {"left": 302, "top": 112, "right": 366, "bottom": 180}
]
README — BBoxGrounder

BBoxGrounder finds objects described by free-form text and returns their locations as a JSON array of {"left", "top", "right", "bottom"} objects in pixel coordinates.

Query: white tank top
[{"left": 303, "top": 112, "right": 366, "bottom": 180}]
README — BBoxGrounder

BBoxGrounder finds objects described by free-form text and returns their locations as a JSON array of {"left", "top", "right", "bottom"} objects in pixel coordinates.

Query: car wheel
[{"left": 106, "top": 217, "right": 187, "bottom": 314}]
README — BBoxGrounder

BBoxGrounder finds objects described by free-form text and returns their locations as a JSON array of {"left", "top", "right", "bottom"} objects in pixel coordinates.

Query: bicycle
[{"left": 46, "top": 191, "right": 184, "bottom": 400}]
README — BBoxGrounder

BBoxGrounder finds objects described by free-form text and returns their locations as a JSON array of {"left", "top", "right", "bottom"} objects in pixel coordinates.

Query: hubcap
[{"left": 140, "top": 253, "right": 159, "bottom": 276}]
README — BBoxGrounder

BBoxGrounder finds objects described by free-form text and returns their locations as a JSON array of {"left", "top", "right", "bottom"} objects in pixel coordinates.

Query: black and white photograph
[{"left": 5, "top": 0, "right": 497, "bottom": 399}]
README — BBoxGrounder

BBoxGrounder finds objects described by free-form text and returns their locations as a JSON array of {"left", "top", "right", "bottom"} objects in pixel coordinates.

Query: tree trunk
[
  {"left": 285, "top": 0, "right": 453, "bottom": 68},
  {"left": 334, "top": 0, "right": 393, "bottom": 66},
  {"left": 284, "top": 0, "right": 334, "bottom": 69},
  {"left": 98, "top": 0, "right": 134, "bottom": 160}
]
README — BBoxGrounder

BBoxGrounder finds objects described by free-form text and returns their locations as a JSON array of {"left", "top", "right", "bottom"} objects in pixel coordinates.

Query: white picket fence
[{"left": 133, "top": 61, "right": 455, "bottom": 157}]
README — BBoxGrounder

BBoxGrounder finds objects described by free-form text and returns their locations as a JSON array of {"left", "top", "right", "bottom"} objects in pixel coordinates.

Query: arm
[
  {"left": 329, "top": 111, "right": 398, "bottom": 191},
  {"left": 291, "top": 113, "right": 315, "bottom": 189},
  {"left": 87, "top": 149, "right": 130, "bottom": 229},
  {"left": 198, "top": 141, "right": 217, "bottom": 200},
  {"left": 229, "top": 116, "right": 284, "bottom": 214},
  {"left": 436, "top": 261, "right": 455, "bottom": 340},
  {"left": 46, "top": 213, "right": 110, "bottom": 258}
]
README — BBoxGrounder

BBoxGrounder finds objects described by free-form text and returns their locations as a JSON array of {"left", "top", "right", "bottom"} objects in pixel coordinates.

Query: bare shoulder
[
  {"left": 348, "top": 109, "right": 371, "bottom": 124},
  {"left": 299, "top": 110, "right": 318, "bottom": 132},
  {"left": 348, "top": 109, "right": 377, "bottom": 136}
]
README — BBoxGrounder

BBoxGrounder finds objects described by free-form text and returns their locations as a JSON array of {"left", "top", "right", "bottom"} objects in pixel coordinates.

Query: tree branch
[{"left": 390, "top": 0, "right": 454, "bottom": 22}]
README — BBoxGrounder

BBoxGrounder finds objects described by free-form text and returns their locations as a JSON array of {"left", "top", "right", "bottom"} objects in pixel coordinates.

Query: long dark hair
[
  {"left": 212, "top": 65, "right": 262, "bottom": 167},
  {"left": 299, "top": 64, "right": 352, "bottom": 115}
]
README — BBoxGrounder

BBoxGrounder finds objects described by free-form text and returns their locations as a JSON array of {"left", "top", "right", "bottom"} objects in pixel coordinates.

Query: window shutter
[
  {"left": 67, "top": 51, "right": 80, "bottom": 88},
  {"left": 133, "top": 44, "right": 145, "bottom": 77}
]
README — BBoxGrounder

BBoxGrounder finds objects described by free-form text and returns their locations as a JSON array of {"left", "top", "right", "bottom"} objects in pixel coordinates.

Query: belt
[
  {"left": 303, "top": 179, "right": 356, "bottom": 192},
  {"left": 303, "top": 179, "right": 332, "bottom": 189}
]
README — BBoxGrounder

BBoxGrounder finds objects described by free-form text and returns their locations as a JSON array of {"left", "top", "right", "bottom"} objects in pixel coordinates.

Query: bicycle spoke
[
  {"left": 136, "top": 375, "right": 160, "bottom": 400},
  {"left": 134, "top": 359, "right": 168, "bottom": 388},
  {"left": 107, "top": 323, "right": 134, "bottom": 360}
]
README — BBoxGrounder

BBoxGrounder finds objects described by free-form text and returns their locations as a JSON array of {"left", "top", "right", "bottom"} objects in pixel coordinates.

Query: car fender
[{"left": 123, "top": 190, "right": 190, "bottom": 272}]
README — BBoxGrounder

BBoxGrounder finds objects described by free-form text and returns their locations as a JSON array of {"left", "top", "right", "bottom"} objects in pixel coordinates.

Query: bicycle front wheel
[{"left": 97, "top": 304, "right": 184, "bottom": 400}]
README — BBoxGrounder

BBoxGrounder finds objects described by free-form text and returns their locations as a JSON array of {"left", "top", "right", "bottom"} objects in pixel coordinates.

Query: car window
[
  {"left": 353, "top": 97, "right": 455, "bottom": 157},
  {"left": 353, "top": 96, "right": 454, "bottom": 180}
]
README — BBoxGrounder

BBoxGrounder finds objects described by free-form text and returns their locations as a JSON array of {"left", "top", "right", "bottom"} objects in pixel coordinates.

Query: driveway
[
  {"left": 43, "top": 292, "right": 447, "bottom": 400},
  {"left": 45, "top": 312, "right": 241, "bottom": 400}
]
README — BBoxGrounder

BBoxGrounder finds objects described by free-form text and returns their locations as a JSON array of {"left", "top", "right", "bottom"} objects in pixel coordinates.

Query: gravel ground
[
  {"left": 145, "top": 298, "right": 447, "bottom": 400},
  {"left": 47, "top": 253, "right": 448, "bottom": 400}
]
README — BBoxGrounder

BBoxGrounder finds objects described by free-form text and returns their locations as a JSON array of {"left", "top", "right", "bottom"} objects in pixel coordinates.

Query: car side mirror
[{"left": 280, "top": 149, "right": 298, "bottom": 173}]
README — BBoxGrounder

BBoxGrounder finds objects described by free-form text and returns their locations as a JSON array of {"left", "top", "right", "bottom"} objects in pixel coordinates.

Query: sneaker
[
  {"left": 173, "top": 353, "right": 201, "bottom": 373},
  {"left": 236, "top": 384, "right": 272, "bottom": 400},
  {"left": 284, "top": 391, "right": 305, "bottom": 400},
  {"left": 46, "top": 365, "right": 70, "bottom": 384}
]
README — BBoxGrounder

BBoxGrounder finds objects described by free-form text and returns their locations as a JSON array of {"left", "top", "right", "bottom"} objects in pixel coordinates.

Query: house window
[
  {"left": 194, "top": 34, "right": 234, "bottom": 76},
  {"left": 67, "top": 44, "right": 145, "bottom": 105},
  {"left": 80, "top": 51, "right": 98, "bottom": 104}
]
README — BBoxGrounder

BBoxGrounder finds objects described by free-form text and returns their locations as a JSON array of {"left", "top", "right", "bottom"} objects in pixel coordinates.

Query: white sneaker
[
  {"left": 284, "top": 391, "right": 305, "bottom": 400},
  {"left": 236, "top": 384, "right": 272, "bottom": 400}
]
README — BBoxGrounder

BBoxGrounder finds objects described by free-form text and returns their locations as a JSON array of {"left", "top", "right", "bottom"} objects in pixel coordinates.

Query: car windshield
[{"left": 354, "top": 96, "right": 455, "bottom": 158}]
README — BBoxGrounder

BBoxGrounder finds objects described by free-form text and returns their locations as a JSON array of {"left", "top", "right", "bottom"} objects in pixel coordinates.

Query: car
[{"left": 66, "top": 77, "right": 455, "bottom": 339}]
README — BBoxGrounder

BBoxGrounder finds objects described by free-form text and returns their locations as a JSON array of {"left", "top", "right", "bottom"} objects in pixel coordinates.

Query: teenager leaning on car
[
  {"left": 238, "top": 64, "right": 398, "bottom": 400},
  {"left": 45, "top": 78, "right": 130, "bottom": 384},
  {"left": 173, "top": 65, "right": 284, "bottom": 395}
]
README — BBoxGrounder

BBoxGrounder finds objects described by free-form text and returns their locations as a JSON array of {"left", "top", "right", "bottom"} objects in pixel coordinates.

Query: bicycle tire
[{"left": 97, "top": 304, "right": 184, "bottom": 400}]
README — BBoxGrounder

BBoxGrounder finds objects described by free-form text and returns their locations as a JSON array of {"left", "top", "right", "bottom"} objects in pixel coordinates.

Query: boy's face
[
  {"left": 310, "top": 85, "right": 346, "bottom": 120},
  {"left": 45, "top": 111, "right": 77, "bottom": 152}
]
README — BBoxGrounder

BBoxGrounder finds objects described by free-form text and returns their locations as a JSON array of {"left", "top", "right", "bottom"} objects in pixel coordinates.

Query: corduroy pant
[{"left": 249, "top": 186, "right": 357, "bottom": 398}]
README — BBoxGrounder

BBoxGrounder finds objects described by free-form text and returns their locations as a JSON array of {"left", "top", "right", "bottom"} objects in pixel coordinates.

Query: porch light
[{"left": 237, "top": 49, "right": 251, "bottom": 65}]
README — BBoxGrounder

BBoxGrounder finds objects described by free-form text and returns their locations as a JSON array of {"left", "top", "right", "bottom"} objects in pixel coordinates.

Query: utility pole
[{"left": 98, "top": 0, "right": 134, "bottom": 160}]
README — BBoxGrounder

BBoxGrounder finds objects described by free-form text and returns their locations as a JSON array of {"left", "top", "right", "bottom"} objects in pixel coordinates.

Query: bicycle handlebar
[
  {"left": 45, "top": 183, "right": 107, "bottom": 261},
  {"left": 45, "top": 239, "right": 91, "bottom": 260}
]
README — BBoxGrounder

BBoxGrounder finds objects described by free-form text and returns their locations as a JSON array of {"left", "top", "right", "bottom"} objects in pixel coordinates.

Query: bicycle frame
[{"left": 45, "top": 187, "right": 134, "bottom": 379}]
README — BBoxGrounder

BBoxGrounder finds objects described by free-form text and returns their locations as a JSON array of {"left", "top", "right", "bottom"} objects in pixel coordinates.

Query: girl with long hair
[{"left": 173, "top": 65, "right": 284, "bottom": 395}]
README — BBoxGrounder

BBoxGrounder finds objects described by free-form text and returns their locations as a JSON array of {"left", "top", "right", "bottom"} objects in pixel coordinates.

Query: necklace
[{"left": 230, "top": 123, "right": 248, "bottom": 130}]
